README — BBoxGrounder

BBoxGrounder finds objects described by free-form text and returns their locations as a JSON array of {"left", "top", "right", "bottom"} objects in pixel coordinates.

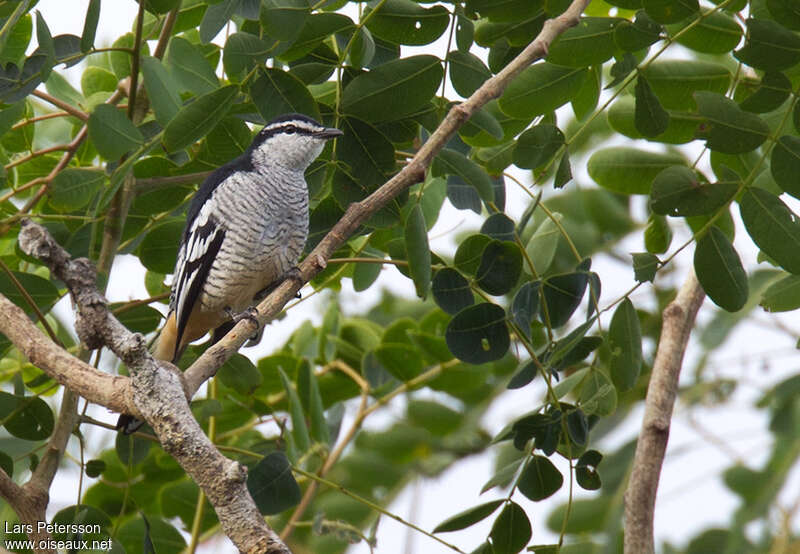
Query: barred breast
[{"left": 198, "top": 168, "right": 308, "bottom": 315}]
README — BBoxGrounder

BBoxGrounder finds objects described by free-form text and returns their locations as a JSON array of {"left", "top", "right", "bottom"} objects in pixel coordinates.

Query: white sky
[{"left": 22, "top": 1, "right": 800, "bottom": 553}]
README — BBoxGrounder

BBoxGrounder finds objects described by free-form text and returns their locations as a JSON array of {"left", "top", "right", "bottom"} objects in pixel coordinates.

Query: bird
[{"left": 117, "top": 113, "right": 342, "bottom": 433}]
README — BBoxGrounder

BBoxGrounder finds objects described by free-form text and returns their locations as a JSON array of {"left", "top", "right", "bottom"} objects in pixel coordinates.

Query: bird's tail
[{"left": 116, "top": 313, "right": 179, "bottom": 434}]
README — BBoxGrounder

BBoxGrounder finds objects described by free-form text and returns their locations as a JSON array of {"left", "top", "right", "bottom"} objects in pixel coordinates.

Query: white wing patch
[{"left": 171, "top": 200, "right": 226, "bottom": 356}]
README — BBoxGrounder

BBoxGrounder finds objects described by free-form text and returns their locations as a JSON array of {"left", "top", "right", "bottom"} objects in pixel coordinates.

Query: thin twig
[{"left": 31, "top": 90, "right": 89, "bottom": 121}]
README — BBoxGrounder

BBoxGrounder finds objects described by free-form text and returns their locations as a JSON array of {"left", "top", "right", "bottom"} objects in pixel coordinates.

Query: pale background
[{"left": 17, "top": 1, "right": 799, "bottom": 552}]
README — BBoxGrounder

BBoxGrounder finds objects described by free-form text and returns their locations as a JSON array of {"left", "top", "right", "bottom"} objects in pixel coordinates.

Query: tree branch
[
  {"left": 183, "top": 0, "right": 591, "bottom": 393},
  {"left": 5, "top": 3, "right": 591, "bottom": 552},
  {"left": 624, "top": 271, "right": 705, "bottom": 554},
  {"left": 15, "top": 219, "right": 289, "bottom": 554},
  {"left": 0, "top": 293, "right": 134, "bottom": 415}
]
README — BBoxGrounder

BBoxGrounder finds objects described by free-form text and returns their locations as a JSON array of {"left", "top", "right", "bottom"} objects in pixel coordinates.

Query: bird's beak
[{"left": 317, "top": 127, "right": 343, "bottom": 140}]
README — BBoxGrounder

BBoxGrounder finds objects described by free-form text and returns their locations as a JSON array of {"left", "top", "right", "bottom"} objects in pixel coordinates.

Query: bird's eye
[{"left": 284, "top": 125, "right": 296, "bottom": 134}]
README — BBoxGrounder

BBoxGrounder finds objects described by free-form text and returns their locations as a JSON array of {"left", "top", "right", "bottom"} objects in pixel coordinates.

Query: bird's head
[{"left": 249, "top": 113, "right": 342, "bottom": 171}]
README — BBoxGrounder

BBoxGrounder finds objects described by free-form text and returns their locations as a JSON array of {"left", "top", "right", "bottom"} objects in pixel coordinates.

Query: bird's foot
[{"left": 224, "top": 305, "right": 260, "bottom": 326}]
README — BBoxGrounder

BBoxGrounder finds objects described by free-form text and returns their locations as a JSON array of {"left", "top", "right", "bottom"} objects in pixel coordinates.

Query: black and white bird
[
  {"left": 118, "top": 114, "right": 341, "bottom": 432},
  {"left": 154, "top": 113, "right": 343, "bottom": 363}
]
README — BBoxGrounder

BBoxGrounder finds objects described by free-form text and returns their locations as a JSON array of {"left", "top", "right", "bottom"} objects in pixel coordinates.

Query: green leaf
[
  {"left": 540, "top": 271, "right": 588, "bottom": 328},
  {"left": 554, "top": 150, "right": 572, "bottom": 189},
  {"left": 374, "top": 343, "right": 424, "bottom": 381},
  {"left": 46, "top": 69, "right": 82, "bottom": 108},
  {"left": 456, "top": 12, "right": 474, "bottom": 51},
  {"left": 734, "top": 18, "right": 800, "bottom": 72},
  {"left": 223, "top": 32, "right": 270, "bottom": 83},
  {"left": 260, "top": 0, "right": 308, "bottom": 42},
  {"left": 117, "top": 516, "right": 184, "bottom": 554},
  {"left": 760, "top": 274, "right": 800, "bottom": 312},
  {"left": 614, "top": 10, "right": 663, "bottom": 52},
  {"left": 694, "top": 91, "right": 769, "bottom": 154},
  {"left": 34, "top": 11, "right": 54, "bottom": 81},
  {"left": 740, "top": 188, "right": 800, "bottom": 275},
  {"left": 48, "top": 168, "right": 104, "bottom": 212},
  {"left": 459, "top": 106, "right": 503, "bottom": 141},
  {"left": 337, "top": 116, "right": 395, "bottom": 193},
  {"left": 341, "top": 54, "right": 443, "bottom": 122},
  {"left": 575, "top": 450, "right": 603, "bottom": 490},
  {"left": 518, "top": 455, "right": 564, "bottom": 501},
  {"left": 771, "top": 135, "right": 800, "bottom": 199},
  {"left": 0, "top": 271, "right": 60, "bottom": 315},
  {"left": 490, "top": 501, "right": 532, "bottom": 554},
  {"left": 634, "top": 76, "right": 669, "bottom": 138},
  {"left": 447, "top": 50, "right": 491, "bottom": 98},
  {"left": 513, "top": 124, "right": 564, "bottom": 169},
  {"left": 507, "top": 360, "right": 537, "bottom": 389},
  {"left": 297, "top": 361, "right": 329, "bottom": 444},
  {"left": 137, "top": 220, "right": 183, "bottom": 274},
  {"left": 739, "top": 72, "right": 792, "bottom": 114},
  {"left": 588, "top": 146, "right": 685, "bottom": 195},
  {"left": 454, "top": 234, "right": 491, "bottom": 275},
  {"left": 218, "top": 353, "right": 262, "bottom": 395},
  {"left": 88, "top": 104, "right": 144, "bottom": 160},
  {"left": 643, "top": 0, "right": 699, "bottom": 23},
  {"left": 632, "top": 252, "right": 660, "bottom": 282},
  {"left": 476, "top": 240, "right": 522, "bottom": 296},
  {"left": 694, "top": 226, "right": 748, "bottom": 312},
  {"left": 432, "top": 267, "right": 474, "bottom": 315},
  {"left": 434, "top": 500, "right": 504, "bottom": 533},
  {"left": 0, "top": 393, "right": 54, "bottom": 441},
  {"left": 81, "top": 0, "right": 101, "bottom": 52},
  {"left": 366, "top": 0, "right": 449, "bottom": 46},
  {"left": 349, "top": 27, "right": 376, "bottom": 68},
  {"left": 645, "top": 213, "right": 672, "bottom": 253},
  {"left": 113, "top": 303, "right": 163, "bottom": 335},
  {"left": 200, "top": 0, "right": 241, "bottom": 43},
  {"left": 352, "top": 254, "right": 383, "bottom": 292},
  {"left": 650, "top": 165, "right": 737, "bottom": 217},
  {"left": 445, "top": 303, "right": 510, "bottom": 364},
  {"left": 0, "top": 450, "right": 12, "bottom": 478},
  {"left": 766, "top": 0, "right": 800, "bottom": 30},
  {"left": 247, "top": 452, "right": 302, "bottom": 515},
  {"left": 579, "top": 371, "right": 617, "bottom": 417},
  {"left": 641, "top": 60, "right": 731, "bottom": 110},
  {"left": 81, "top": 66, "right": 117, "bottom": 97},
  {"left": 250, "top": 69, "right": 319, "bottom": 123},
  {"left": 279, "top": 368, "right": 311, "bottom": 453},
  {"left": 280, "top": 13, "right": 354, "bottom": 61},
  {"left": 163, "top": 85, "right": 238, "bottom": 152},
  {"left": 511, "top": 281, "right": 540, "bottom": 339},
  {"left": 404, "top": 204, "right": 431, "bottom": 299},
  {"left": 547, "top": 17, "right": 621, "bottom": 67},
  {"left": 203, "top": 116, "right": 252, "bottom": 164},
  {"left": 498, "top": 63, "right": 586, "bottom": 119},
  {"left": 525, "top": 214, "right": 562, "bottom": 275},
  {"left": 608, "top": 297, "right": 642, "bottom": 391},
  {"left": 165, "top": 36, "right": 218, "bottom": 94},
  {"left": 115, "top": 431, "right": 151, "bottom": 465},
  {"left": 0, "top": 12, "right": 31, "bottom": 68},
  {"left": 571, "top": 64, "right": 601, "bottom": 120},
  {"left": 668, "top": 9, "right": 742, "bottom": 54},
  {"left": 435, "top": 148, "right": 494, "bottom": 204}
]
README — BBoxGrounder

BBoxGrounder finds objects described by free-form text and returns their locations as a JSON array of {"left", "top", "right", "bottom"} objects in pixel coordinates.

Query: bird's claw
[{"left": 225, "top": 305, "right": 260, "bottom": 326}]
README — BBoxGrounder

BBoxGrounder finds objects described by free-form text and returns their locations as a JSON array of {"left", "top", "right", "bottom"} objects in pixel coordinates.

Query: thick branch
[
  {"left": 16, "top": 220, "right": 289, "bottom": 554},
  {"left": 624, "top": 271, "right": 705, "bottom": 554},
  {"left": 0, "top": 294, "right": 134, "bottom": 415},
  {"left": 184, "top": 0, "right": 591, "bottom": 392}
]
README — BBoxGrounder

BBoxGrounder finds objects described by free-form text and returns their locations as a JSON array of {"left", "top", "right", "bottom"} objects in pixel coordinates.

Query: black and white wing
[{"left": 171, "top": 198, "right": 226, "bottom": 359}]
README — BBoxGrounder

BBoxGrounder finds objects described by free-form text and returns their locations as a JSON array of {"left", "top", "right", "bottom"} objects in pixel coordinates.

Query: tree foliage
[{"left": 0, "top": 0, "right": 799, "bottom": 553}]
